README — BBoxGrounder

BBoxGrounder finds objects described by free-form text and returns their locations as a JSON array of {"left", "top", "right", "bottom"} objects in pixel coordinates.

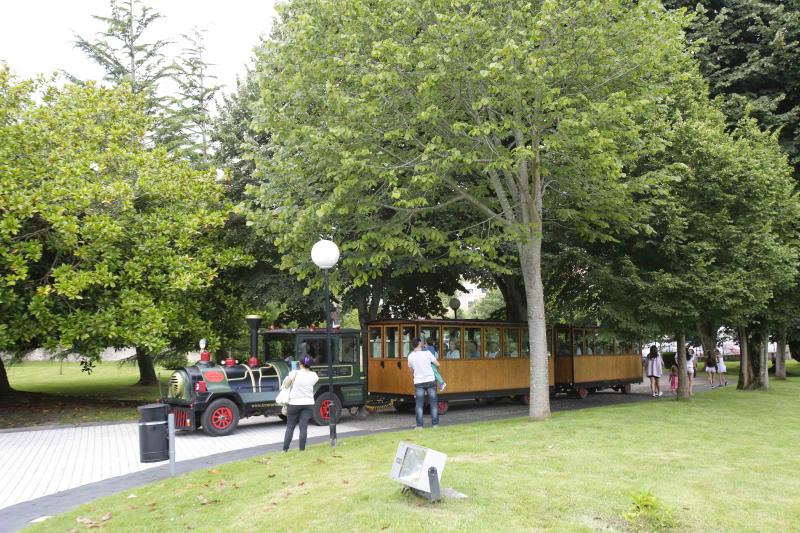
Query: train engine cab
[{"left": 161, "top": 316, "right": 366, "bottom": 436}]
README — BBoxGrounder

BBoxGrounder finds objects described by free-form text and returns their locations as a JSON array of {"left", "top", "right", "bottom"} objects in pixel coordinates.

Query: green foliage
[
  {"left": 665, "top": 0, "right": 800, "bottom": 178},
  {"left": 623, "top": 490, "right": 678, "bottom": 532},
  {"left": 156, "top": 29, "right": 222, "bottom": 168},
  {"left": 72, "top": 0, "right": 172, "bottom": 118},
  {"left": 594, "top": 101, "right": 799, "bottom": 338},
  {"left": 0, "top": 68, "right": 248, "bottom": 360},
  {"left": 250, "top": 0, "right": 699, "bottom": 417},
  {"left": 463, "top": 287, "right": 505, "bottom": 320}
]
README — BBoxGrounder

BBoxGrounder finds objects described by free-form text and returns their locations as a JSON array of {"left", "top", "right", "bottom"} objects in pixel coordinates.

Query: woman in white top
[
  {"left": 281, "top": 355, "right": 319, "bottom": 452},
  {"left": 715, "top": 349, "right": 728, "bottom": 387},
  {"left": 685, "top": 348, "right": 696, "bottom": 396}
]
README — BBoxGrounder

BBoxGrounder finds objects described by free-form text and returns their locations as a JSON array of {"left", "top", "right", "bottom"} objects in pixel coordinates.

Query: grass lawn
[
  {"left": 28, "top": 364, "right": 800, "bottom": 532},
  {"left": 2, "top": 361, "right": 169, "bottom": 428}
]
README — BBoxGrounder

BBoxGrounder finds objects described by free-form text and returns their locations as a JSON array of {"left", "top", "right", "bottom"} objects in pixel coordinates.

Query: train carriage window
[
  {"left": 263, "top": 334, "right": 294, "bottom": 361},
  {"left": 369, "top": 327, "right": 382, "bottom": 359},
  {"left": 443, "top": 328, "right": 462, "bottom": 359},
  {"left": 585, "top": 330, "right": 594, "bottom": 355},
  {"left": 595, "top": 332, "right": 611, "bottom": 355},
  {"left": 556, "top": 330, "right": 571, "bottom": 356},
  {"left": 546, "top": 328, "right": 553, "bottom": 358},
  {"left": 574, "top": 329, "right": 589, "bottom": 356},
  {"left": 401, "top": 326, "right": 416, "bottom": 356},
  {"left": 521, "top": 329, "right": 530, "bottom": 357},
  {"left": 465, "top": 328, "right": 481, "bottom": 359},
  {"left": 504, "top": 328, "right": 520, "bottom": 358},
  {"left": 300, "top": 338, "right": 327, "bottom": 363},
  {"left": 339, "top": 336, "right": 358, "bottom": 363},
  {"left": 485, "top": 327, "right": 501, "bottom": 358},
  {"left": 385, "top": 327, "right": 400, "bottom": 359},
  {"left": 420, "top": 326, "right": 441, "bottom": 358}
]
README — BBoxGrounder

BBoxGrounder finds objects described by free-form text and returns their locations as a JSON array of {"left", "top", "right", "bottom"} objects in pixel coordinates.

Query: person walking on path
[
  {"left": 685, "top": 348, "right": 696, "bottom": 396},
  {"left": 408, "top": 337, "right": 440, "bottom": 428},
  {"left": 715, "top": 349, "right": 728, "bottom": 387},
  {"left": 424, "top": 337, "right": 447, "bottom": 392},
  {"left": 705, "top": 349, "right": 718, "bottom": 388},
  {"left": 281, "top": 355, "right": 319, "bottom": 452},
  {"left": 645, "top": 345, "right": 665, "bottom": 397}
]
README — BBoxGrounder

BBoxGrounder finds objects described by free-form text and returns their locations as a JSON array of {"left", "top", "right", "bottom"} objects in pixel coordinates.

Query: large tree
[
  {"left": 157, "top": 29, "right": 222, "bottom": 168},
  {"left": 664, "top": 0, "right": 800, "bottom": 177},
  {"left": 72, "top": 0, "right": 172, "bottom": 120},
  {"left": 253, "top": 0, "right": 696, "bottom": 419},
  {"left": 0, "top": 70, "right": 247, "bottom": 387}
]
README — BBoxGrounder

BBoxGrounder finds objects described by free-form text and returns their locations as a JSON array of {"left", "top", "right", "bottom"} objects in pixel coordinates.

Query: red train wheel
[
  {"left": 622, "top": 383, "right": 632, "bottom": 394},
  {"left": 201, "top": 398, "right": 239, "bottom": 437},
  {"left": 437, "top": 400, "right": 449, "bottom": 414},
  {"left": 312, "top": 392, "right": 342, "bottom": 426},
  {"left": 518, "top": 394, "right": 531, "bottom": 405},
  {"left": 577, "top": 387, "right": 589, "bottom": 399}
]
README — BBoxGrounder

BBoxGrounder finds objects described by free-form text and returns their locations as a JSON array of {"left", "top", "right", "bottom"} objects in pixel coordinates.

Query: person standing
[
  {"left": 645, "top": 345, "right": 664, "bottom": 397},
  {"left": 408, "top": 337, "right": 440, "bottom": 428},
  {"left": 705, "top": 349, "right": 718, "bottom": 388},
  {"left": 715, "top": 349, "right": 728, "bottom": 387},
  {"left": 686, "top": 348, "right": 696, "bottom": 396},
  {"left": 281, "top": 355, "right": 319, "bottom": 452}
]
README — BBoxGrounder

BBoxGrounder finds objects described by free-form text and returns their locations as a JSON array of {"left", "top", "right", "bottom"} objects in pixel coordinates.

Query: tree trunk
[
  {"left": 696, "top": 320, "right": 717, "bottom": 363},
  {"left": 136, "top": 347, "right": 159, "bottom": 386},
  {"left": 737, "top": 326, "right": 752, "bottom": 389},
  {"left": 494, "top": 274, "right": 527, "bottom": 322},
  {"left": 775, "top": 325, "right": 787, "bottom": 380},
  {"left": 758, "top": 325, "right": 769, "bottom": 389},
  {"left": 676, "top": 333, "right": 689, "bottom": 400},
  {"left": 0, "top": 357, "right": 13, "bottom": 396},
  {"left": 519, "top": 236, "right": 549, "bottom": 421}
]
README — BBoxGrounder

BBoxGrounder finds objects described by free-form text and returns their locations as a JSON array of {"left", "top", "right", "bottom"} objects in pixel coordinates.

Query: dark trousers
[{"left": 283, "top": 404, "right": 313, "bottom": 451}]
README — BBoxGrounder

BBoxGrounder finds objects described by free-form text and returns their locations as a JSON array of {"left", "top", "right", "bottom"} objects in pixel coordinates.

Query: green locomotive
[{"left": 161, "top": 316, "right": 366, "bottom": 436}]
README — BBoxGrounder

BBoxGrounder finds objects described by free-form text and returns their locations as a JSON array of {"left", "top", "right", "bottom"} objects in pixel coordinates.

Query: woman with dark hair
[
  {"left": 645, "top": 345, "right": 665, "bottom": 397},
  {"left": 281, "top": 355, "right": 319, "bottom": 452},
  {"left": 705, "top": 349, "right": 718, "bottom": 388},
  {"left": 686, "top": 348, "right": 696, "bottom": 396}
]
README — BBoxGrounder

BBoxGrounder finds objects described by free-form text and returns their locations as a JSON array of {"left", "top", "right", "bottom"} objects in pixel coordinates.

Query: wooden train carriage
[
  {"left": 366, "top": 319, "right": 555, "bottom": 411},
  {"left": 552, "top": 326, "right": 643, "bottom": 398},
  {"left": 366, "top": 319, "right": 643, "bottom": 409}
]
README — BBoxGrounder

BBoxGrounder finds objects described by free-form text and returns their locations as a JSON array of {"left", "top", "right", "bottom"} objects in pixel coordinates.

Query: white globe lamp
[{"left": 311, "top": 239, "right": 340, "bottom": 269}]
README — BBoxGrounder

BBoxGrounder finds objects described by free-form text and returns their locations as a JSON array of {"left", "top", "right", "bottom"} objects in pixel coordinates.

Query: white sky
[{"left": 0, "top": 0, "right": 278, "bottom": 98}]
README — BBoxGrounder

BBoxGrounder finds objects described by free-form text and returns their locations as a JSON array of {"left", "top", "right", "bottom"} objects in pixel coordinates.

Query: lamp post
[
  {"left": 311, "top": 239, "right": 340, "bottom": 447},
  {"left": 449, "top": 298, "right": 461, "bottom": 320}
]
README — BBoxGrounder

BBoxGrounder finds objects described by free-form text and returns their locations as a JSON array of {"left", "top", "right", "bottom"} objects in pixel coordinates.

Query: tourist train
[{"left": 160, "top": 316, "right": 642, "bottom": 436}]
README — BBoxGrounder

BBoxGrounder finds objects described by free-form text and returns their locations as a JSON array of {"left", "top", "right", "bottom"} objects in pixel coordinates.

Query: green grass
[
  {"left": 27, "top": 367, "right": 800, "bottom": 533},
  {"left": 7, "top": 360, "right": 169, "bottom": 400},
  {"left": 2, "top": 361, "right": 170, "bottom": 428}
]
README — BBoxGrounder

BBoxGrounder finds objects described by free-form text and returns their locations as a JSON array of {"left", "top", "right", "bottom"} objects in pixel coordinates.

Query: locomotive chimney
[{"left": 245, "top": 315, "right": 263, "bottom": 362}]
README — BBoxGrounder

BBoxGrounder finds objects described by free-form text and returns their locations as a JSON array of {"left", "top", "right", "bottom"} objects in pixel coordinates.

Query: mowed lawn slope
[
  {"left": 28, "top": 365, "right": 800, "bottom": 533},
  {"left": 2, "top": 361, "right": 167, "bottom": 427}
]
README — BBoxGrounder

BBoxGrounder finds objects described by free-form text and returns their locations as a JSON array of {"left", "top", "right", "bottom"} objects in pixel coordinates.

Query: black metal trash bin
[{"left": 138, "top": 403, "right": 169, "bottom": 463}]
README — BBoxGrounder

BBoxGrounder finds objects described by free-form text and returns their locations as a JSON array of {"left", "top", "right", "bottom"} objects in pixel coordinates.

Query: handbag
[{"left": 276, "top": 371, "right": 295, "bottom": 406}]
